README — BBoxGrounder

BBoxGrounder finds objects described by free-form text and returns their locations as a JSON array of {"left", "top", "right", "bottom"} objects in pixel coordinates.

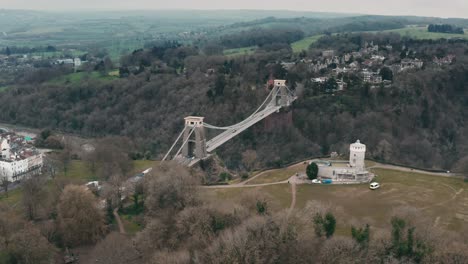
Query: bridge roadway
[{"left": 205, "top": 104, "right": 282, "bottom": 152}]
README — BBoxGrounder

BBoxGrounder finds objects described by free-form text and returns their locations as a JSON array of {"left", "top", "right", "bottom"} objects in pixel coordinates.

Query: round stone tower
[{"left": 349, "top": 140, "right": 366, "bottom": 171}]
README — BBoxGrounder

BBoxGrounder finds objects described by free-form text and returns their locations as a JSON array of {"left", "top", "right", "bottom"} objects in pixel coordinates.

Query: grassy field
[
  {"left": 291, "top": 34, "right": 323, "bottom": 53},
  {"left": 297, "top": 168, "right": 467, "bottom": 231},
  {"left": 208, "top": 167, "right": 468, "bottom": 233},
  {"left": 48, "top": 71, "right": 118, "bottom": 85},
  {"left": 382, "top": 27, "right": 468, "bottom": 40},
  {"left": 204, "top": 184, "right": 292, "bottom": 212},
  {"left": 247, "top": 162, "right": 308, "bottom": 184},
  {"left": 223, "top": 46, "right": 256, "bottom": 57}
]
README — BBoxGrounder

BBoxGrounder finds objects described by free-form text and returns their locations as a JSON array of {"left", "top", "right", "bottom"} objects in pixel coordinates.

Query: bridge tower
[
  {"left": 182, "top": 116, "right": 207, "bottom": 159},
  {"left": 272, "top": 80, "right": 293, "bottom": 107}
]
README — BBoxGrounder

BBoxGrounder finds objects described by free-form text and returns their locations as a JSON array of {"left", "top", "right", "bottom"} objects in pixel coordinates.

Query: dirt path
[
  {"left": 288, "top": 183, "right": 297, "bottom": 216},
  {"left": 203, "top": 180, "right": 289, "bottom": 189},
  {"left": 113, "top": 208, "right": 126, "bottom": 234}
]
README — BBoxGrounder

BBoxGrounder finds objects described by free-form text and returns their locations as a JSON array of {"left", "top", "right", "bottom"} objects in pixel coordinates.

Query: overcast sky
[{"left": 1, "top": 0, "right": 468, "bottom": 19}]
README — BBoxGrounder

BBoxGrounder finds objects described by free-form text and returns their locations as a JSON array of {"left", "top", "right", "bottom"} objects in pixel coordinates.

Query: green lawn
[
  {"left": 223, "top": 46, "right": 256, "bottom": 57},
  {"left": 61, "top": 160, "right": 96, "bottom": 182},
  {"left": 222, "top": 34, "right": 324, "bottom": 56},
  {"left": 0, "top": 188, "right": 23, "bottom": 207},
  {"left": 291, "top": 34, "right": 324, "bottom": 53},
  {"left": 0, "top": 86, "right": 9, "bottom": 93},
  {"left": 48, "top": 71, "right": 118, "bottom": 85},
  {"left": 132, "top": 160, "right": 157, "bottom": 174},
  {"left": 382, "top": 27, "right": 468, "bottom": 40}
]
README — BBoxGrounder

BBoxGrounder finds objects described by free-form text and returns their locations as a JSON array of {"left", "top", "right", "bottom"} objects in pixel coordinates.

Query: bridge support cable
[
  {"left": 173, "top": 127, "right": 195, "bottom": 158},
  {"left": 161, "top": 127, "right": 186, "bottom": 161},
  {"left": 203, "top": 87, "right": 279, "bottom": 130}
]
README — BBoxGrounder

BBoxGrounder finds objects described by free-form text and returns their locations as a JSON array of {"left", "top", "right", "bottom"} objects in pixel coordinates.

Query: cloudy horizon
[{"left": 0, "top": 0, "right": 468, "bottom": 19}]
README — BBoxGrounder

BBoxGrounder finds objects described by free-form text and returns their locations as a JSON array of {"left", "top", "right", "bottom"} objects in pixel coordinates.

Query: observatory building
[{"left": 315, "top": 140, "right": 373, "bottom": 183}]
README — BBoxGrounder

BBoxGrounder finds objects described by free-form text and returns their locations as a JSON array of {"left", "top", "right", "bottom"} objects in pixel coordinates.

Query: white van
[{"left": 370, "top": 182, "right": 380, "bottom": 190}]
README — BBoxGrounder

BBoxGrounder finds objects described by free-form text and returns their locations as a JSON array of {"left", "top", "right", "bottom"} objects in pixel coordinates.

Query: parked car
[
  {"left": 321, "top": 179, "right": 333, "bottom": 184},
  {"left": 370, "top": 182, "right": 380, "bottom": 190},
  {"left": 312, "top": 179, "right": 321, "bottom": 184}
]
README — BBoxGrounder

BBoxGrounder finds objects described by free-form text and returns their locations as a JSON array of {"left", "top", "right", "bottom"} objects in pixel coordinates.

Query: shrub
[{"left": 306, "top": 162, "right": 319, "bottom": 180}]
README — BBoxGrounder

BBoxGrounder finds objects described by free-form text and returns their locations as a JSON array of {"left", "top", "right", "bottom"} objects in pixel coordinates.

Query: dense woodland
[
  {"left": 0, "top": 34, "right": 468, "bottom": 173},
  {"left": 428, "top": 24, "right": 464, "bottom": 34}
]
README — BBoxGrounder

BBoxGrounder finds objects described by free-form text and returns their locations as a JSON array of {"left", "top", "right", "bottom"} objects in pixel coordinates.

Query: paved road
[
  {"left": 368, "top": 163, "right": 463, "bottom": 178},
  {"left": 206, "top": 106, "right": 281, "bottom": 152}
]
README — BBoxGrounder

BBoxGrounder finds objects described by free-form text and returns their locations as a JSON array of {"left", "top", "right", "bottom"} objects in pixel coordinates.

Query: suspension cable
[
  {"left": 204, "top": 87, "right": 280, "bottom": 130},
  {"left": 173, "top": 127, "right": 195, "bottom": 158},
  {"left": 162, "top": 127, "right": 186, "bottom": 161}
]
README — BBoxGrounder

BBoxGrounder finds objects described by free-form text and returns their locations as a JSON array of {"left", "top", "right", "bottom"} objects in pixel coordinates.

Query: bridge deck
[{"left": 206, "top": 105, "right": 282, "bottom": 153}]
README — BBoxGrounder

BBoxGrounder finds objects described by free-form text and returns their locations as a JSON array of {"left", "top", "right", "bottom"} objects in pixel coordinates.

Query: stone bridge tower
[
  {"left": 272, "top": 80, "right": 294, "bottom": 107},
  {"left": 182, "top": 116, "right": 207, "bottom": 159}
]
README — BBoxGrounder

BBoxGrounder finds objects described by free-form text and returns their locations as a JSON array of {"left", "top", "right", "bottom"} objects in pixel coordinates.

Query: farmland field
[
  {"left": 48, "top": 71, "right": 118, "bottom": 85},
  {"left": 382, "top": 26, "right": 468, "bottom": 40},
  {"left": 291, "top": 34, "right": 323, "bottom": 52}
]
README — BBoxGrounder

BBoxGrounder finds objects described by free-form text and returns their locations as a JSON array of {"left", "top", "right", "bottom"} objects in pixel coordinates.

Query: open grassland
[
  {"left": 203, "top": 184, "right": 292, "bottom": 212},
  {"left": 223, "top": 46, "right": 256, "bottom": 57},
  {"left": 223, "top": 34, "right": 323, "bottom": 56},
  {"left": 295, "top": 168, "right": 467, "bottom": 232},
  {"left": 208, "top": 167, "right": 468, "bottom": 233},
  {"left": 247, "top": 161, "right": 308, "bottom": 184},
  {"left": 291, "top": 34, "right": 323, "bottom": 52},
  {"left": 382, "top": 27, "right": 468, "bottom": 40},
  {"left": 48, "top": 71, "right": 118, "bottom": 85}
]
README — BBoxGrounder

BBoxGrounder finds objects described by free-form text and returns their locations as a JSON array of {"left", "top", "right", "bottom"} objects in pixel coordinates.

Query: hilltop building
[
  {"left": 0, "top": 133, "right": 43, "bottom": 182},
  {"left": 315, "top": 140, "right": 373, "bottom": 183}
]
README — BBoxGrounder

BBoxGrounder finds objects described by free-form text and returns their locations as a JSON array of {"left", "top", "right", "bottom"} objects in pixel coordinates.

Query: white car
[
  {"left": 312, "top": 179, "right": 321, "bottom": 184},
  {"left": 370, "top": 182, "right": 380, "bottom": 190}
]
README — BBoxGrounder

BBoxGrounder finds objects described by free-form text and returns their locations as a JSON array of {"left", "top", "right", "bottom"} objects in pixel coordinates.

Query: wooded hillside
[{"left": 0, "top": 36, "right": 467, "bottom": 171}]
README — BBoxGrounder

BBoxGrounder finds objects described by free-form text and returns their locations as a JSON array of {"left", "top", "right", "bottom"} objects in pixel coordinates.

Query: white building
[
  {"left": 350, "top": 140, "right": 366, "bottom": 171},
  {"left": 315, "top": 140, "right": 373, "bottom": 183},
  {"left": 0, "top": 136, "right": 43, "bottom": 182},
  {"left": 74, "top": 58, "right": 82, "bottom": 67}
]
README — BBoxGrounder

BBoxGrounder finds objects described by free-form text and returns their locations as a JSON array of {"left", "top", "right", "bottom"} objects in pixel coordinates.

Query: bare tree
[
  {"left": 0, "top": 204, "right": 24, "bottom": 249},
  {"left": 57, "top": 185, "right": 106, "bottom": 247},
  {"left": 242, "top": 149, "right": 258, "bottom": 171},
  {"left": 198, "top": 214, "right": 299, "bottom": 264},
  {"left": 0, "top": 176, "right": 9, "bottom": 197},
  {"left": 94, "top": 137, "right": 134, "bottom": 181},
  {"left": 150, "top": 250, "right": 191, "bottom": 264},
  {"left": 93, "top": 137, "right": 134, "bottom": 210},
  {"left": 85, "top": 232, "right": 140, "bottom": 264},
  {"left": 8, "top": 223, "right": 57, "bottom": 264},
  {"left": 144, "top": 162, "right": 200, "bottom": 216},
  {"left": 22, "top": 175, "right": 47, "bottom": 220}
]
